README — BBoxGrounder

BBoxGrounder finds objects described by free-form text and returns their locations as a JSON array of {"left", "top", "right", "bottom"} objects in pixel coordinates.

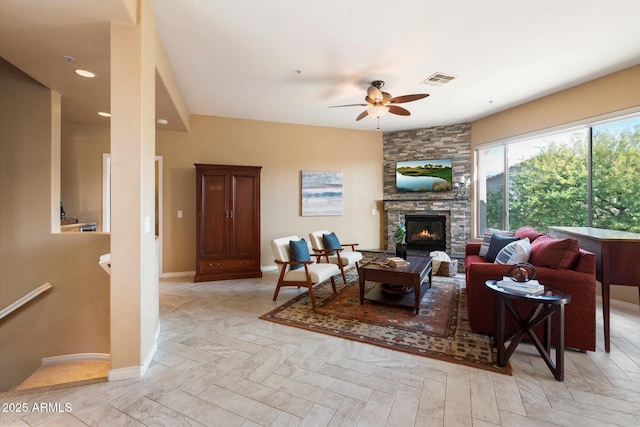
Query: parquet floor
[{"left": 1, "top": 270, "right": 639, "bottom": 426}]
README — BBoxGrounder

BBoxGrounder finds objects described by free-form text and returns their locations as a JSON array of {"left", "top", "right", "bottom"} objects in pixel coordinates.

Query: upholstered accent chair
[
  {"left": 308, "top": 230, "right": 363, "bottom": 284},
  {"left": 270, "top": 236, "right": 340, "bottom": 309}
]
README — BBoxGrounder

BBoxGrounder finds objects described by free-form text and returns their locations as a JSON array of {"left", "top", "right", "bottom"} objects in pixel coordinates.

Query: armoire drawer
[{"left": 198, "top": 257, "right": 257, "bottom": 272}]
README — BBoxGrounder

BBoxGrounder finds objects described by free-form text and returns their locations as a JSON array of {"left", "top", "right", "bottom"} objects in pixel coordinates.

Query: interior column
[{"left": 108, "top": 0, "right": 159, "bottom": 380}]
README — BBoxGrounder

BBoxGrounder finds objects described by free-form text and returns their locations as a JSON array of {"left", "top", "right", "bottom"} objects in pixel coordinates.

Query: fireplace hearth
[{"left": 405, "top": 215, "right": 446, "bottom": 252}]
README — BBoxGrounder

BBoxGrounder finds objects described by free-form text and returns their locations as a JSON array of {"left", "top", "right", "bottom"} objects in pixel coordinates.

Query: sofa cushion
[
  {"left": 515, "top": 226, "right": 546, "bottom": 242},
  {"left": 529, "top": 235, "right": 580, "bottom": 269},
  {"left": 479, "top": 228, "right": 516, "bottom": 257},
  {"left": 322, "top": 232, "right": 341, "bottom": 255},
  {"left": 486, "top": 234, "right": 521, "bottom": 263},
  {"left": 289, "top": 239, "right": 310, "bottom": 270},
  {"left": 495, "top": 237, "right": 531, "bottom": 264}
]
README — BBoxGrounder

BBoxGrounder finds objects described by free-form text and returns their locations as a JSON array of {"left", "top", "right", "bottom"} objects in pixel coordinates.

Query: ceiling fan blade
[
  {"left": 356, "top": 110, "right": 369, "bottom": 121},
  {"left": 389, "top": 94, "right": 430, "bottom": 104},
  {"left": 389, "top": 105, "right": 411, "bottom": 116},
  {"left": 329, "top": 103, "right": 368, "bottom": 108}
]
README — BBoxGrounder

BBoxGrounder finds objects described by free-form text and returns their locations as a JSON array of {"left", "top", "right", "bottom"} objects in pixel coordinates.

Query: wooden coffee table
[{"left": 359, "top": 255, "right": 432, "bottom": 314}]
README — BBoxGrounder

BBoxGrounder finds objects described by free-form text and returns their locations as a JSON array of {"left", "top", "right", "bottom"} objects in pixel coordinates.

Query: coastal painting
[{"left": 301, "top": 171, "right": 343, "bottom": 216}]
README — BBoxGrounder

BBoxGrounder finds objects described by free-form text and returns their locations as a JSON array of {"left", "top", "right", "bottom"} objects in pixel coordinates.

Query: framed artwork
[
  {"left": 396, "top": 158, "right": 453, "bottom": 192},
  {"left": 301, "top": 171, "right": 343, "bottom": 216}
]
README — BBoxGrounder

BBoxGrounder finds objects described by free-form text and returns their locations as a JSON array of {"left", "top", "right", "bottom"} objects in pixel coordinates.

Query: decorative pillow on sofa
[
  {"left": 529, "top": 236, "right": 580, "bottom": 269},
  {"left": 495, "top": 237, "right": 531, "bottom": 264},
  {"left": 479, "top": 228, "right": 516, "bottom": 257},
  {"left": 515, "top": 226, "right": 546, "bottom": 242},
  {"left": 289, "top": 239, "right": 310, "bottom": 270},
  {"left": 485, "top": 234, "right": 521, "bottom": 263},
  {"left": 322, "top": 232, "right": 341, "bottom": 255}
]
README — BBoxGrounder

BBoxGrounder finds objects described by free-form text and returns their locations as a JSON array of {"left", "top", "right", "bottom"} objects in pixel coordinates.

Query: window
[
  {"left": 476, "top": 112, "right": 640, "bottom": 234},
  {"left": 476, "top": 146, "right": 505, "bottom": 234},
  {"left": 592, "top": 116, "right": 640, "bottom": 231}
]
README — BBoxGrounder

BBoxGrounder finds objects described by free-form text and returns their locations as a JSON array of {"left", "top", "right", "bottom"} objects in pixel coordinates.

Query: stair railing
[{"left": 0, "top": 283, "right": 53, "bottom": 321}]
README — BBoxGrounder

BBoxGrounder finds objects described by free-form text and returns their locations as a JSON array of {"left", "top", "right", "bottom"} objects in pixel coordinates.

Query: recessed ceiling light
[
  {"left": 97, "top": 111, "right": 111, "bottom": 117},
  {"left": 156, "top": 119, "right": 168, "bottom": 125},
  {"left": 75, "top": 69, "right": 96, "bottom": 78}
]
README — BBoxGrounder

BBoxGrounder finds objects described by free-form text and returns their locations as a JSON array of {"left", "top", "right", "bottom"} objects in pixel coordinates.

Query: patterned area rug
[{"left": 260, "top": 269, "right": 511, "bottom": 375}]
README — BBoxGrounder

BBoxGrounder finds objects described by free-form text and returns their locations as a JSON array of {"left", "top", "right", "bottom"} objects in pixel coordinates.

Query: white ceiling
[{"left": 2, "top": 0, "right": 639, "bottom": 132}]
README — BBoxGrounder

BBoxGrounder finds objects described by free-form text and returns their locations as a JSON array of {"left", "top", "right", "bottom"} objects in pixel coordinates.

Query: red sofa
[{"left": 465, "top": 226, "right": 597, "bottom": 352}]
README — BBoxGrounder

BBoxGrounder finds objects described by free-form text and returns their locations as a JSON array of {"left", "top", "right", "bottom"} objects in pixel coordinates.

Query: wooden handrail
[{"left": 0, "top": 283, "right": 52, "bottom": 320}]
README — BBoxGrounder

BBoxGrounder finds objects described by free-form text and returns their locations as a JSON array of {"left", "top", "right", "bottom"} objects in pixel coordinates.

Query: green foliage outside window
[
  {"left": 508, "top": 139, "right": 588, "bottom": 232},
  {"left": 592, "top": 125, "right": 640, "bottom": 232},
  {"left": 481, "top": 117, "right": 640, "bottom": 234},
  {"left": 485, "top": 186, "right": 504, "bottom": 230}
]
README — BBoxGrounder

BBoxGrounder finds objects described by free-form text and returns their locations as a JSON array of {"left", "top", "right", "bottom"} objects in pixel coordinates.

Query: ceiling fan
[{"left": 330, "top": 80, "right": 429, "bottom": 129}]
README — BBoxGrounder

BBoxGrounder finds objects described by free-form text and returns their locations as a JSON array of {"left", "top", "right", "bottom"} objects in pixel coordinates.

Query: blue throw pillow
[
  {"left": 322, "top": 232, "right": 341, "bottom": 255},
  {"left": 486, "top": 234, "right": 521, "bottom": 263},
  {"left": 289, "top": 239, "right": 310, "bottom": 270}
]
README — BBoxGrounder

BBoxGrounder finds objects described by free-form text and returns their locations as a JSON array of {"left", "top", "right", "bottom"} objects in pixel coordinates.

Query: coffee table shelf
[{"left": 359, "top": 255, "right": 432, "bottom": 314}]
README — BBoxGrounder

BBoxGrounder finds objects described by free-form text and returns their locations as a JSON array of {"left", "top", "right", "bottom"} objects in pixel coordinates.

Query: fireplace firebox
[{"left": 405, "top": 215, "right": 446, "bottom": 252}]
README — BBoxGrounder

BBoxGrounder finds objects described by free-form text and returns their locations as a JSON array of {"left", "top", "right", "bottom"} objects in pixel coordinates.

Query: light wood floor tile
[
  {"left": 443, "top": 372, "right": 472, "bottom": 426},
  {"left": 416, "top": 377, "right": 445, "bottom": 423},
  {"left": 470, "top": 370, "right": 500, "bottom": 425},
  {"left": 357, "top": 389, "right": 393, "bottom": 427},
  {"left": 2, "top": 272, "right": 639, "bottom": 426},
  {"left": 386, "top": 383, "right": 421, "bottom": 426}
]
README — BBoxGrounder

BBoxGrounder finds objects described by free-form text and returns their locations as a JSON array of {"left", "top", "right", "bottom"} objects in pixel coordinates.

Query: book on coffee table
[{"left": 384, "top": 257, "right": 410, "bottom": 267}]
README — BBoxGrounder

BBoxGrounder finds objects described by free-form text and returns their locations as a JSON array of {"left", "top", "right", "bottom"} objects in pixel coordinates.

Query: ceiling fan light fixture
[
  {"left": 367, "top": 85, "right": 382, "bottom": 102},
  {"left": 368, "top": 105, "right": 389, "bottom": 119}
]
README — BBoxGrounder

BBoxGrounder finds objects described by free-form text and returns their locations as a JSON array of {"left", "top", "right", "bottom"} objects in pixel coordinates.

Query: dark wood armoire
[{"left": 194, "top": 164, "right": 262, "bottom": 282}]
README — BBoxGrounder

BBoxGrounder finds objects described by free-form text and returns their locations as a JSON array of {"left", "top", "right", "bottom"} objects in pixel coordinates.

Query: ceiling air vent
[{"left": 421, "top": 72, "right": 456, "bottom": 86}]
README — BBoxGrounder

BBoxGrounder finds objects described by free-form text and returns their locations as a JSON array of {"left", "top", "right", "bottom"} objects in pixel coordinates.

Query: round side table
[{"left": 485, "top": 280, "right": 572, "bottom": 381}]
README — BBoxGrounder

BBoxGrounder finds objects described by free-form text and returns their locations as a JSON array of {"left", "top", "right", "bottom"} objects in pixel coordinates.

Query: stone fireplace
[{"left": 383, "top": 123, "right": 471, "bottom": 258}]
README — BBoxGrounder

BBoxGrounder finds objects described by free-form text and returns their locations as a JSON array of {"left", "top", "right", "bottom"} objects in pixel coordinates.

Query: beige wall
[
  {"left": 469, "top": 64, "right": 640, "bottom": 305},
  {"left": 59, "top": 114, "right": 384, "bottom": 275},
  {"left": 61, "top": 122, "right": 110, "bottom": 227},
  {"left": 471, "top": 65, "right": 640, "bottom": 147},
  {"left": 0, "top": 59, "right": 110, "bottom": 392},
  {"left": 156, "top": 115, "right": 384, "bottom": 273}
]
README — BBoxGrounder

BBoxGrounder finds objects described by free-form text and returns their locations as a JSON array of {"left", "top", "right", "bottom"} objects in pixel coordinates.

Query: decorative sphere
[
  {"left": 512, "top": 266, "right": 529, "bottom": 282},
  {"left": 508, "top": 263, "right": 536, "bottom": 282}
]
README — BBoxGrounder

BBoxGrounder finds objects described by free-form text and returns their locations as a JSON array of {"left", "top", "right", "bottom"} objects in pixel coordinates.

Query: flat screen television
[{"left": 396, "top": 159, "right": 453, "bottom": 192}]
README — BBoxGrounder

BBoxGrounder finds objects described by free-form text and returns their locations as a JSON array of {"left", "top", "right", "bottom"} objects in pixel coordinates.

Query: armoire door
[
  {"left": 230, "top": 173, "right": 260, "bottom": 256},
  {"left": 198, "top": 171, "right": 228, "bottom": 258}
]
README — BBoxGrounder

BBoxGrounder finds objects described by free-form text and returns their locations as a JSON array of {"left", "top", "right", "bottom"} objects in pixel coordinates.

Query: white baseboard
[
  {"left": 140, "top": 341, "right": 157, "bottom": 377},
  {"left": 163, "top": 268, "right": 278, "bottom": 276},
  {"left": 161, "top": 270, "right": 195, "bottom": 278},
  {"left": 108, "top": 365, "right": 142, "bottom": 382},
  {"left": 41, "top": 353, "right": 110, "bottom": 366},
  {"left": 107, "top": 324, "right": 159, "bottom": 381}
]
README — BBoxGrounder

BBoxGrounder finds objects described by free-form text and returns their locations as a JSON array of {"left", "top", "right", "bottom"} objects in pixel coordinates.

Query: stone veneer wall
[{"left": 383, "top": 123, "right": 471, "bottom": 256}]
